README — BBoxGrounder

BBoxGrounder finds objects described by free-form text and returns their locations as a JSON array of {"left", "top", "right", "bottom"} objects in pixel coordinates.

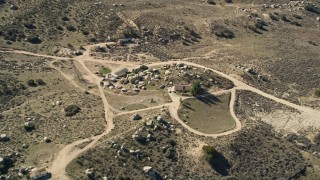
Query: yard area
[
  {"left": 99, "top": 67, "right": 111, "bottom": 75},
  {"left": 178, "top": 94, "right": 235, "bottom": 134},
  {"left": 105, "top": 90, "right": 171, "bottom": 111}
]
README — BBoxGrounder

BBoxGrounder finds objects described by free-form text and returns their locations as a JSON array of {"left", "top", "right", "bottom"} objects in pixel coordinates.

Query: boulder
[
  {"left": 0, "top": 134, "right": 9, "bottom": 141},
  {"left": 132, "top": 134, "right": 139, "bottom": 139},
  {"left": 85, "top": 169, "right": 94, "bottom": 177},
  {"left": 132, "top": 114, "right": 141, "bottom": 120},
  {"left": 43, "top": 137, "right": 51, "bottom": 143},
  {"left": 56, "top": 101, "right": 61, "bottom": 106},
  {"left": 165, "top": 70, "right": 171, "bottom": 75},
  {"left": 146, "top": 120, "right": 153, "bottom": 127},
  {"left": 24, "top": 121, "right": 35, "bottom": 129},
  {"left": 10, "top": 4, "right": 18, "bottom": 10},
  {"left": 159, "top": 85, "right": 165, "bottom": 89},
  {"left": 143, "top": 166, "right": 153, "bottom": 173}
]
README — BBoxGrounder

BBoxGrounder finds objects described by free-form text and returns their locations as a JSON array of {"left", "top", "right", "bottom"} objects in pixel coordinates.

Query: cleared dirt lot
[
  {"left": 178, "top": 94, "right": 235, "bottom": 134},
  {"left": 105, "top": 90, "right": 171, "bottom": 111}
]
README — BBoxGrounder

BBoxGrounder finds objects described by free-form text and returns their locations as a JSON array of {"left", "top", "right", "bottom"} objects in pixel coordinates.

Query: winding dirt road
[{"left": 2, "top": 43, "right": 320, "bottom": 179}]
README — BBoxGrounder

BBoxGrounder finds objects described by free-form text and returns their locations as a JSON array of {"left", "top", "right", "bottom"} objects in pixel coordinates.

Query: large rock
[
  {"left": 146, "top": 120, "right": 153, "bottom": 127},
  {"left": 43, "top": 137, "right": 51, "bottom": 143},
  {"left": 143, "top": 166, "right": 153, "bottom": 173},
  {"left": 24, "top": 121, "right": 35, "bottom": 128},
  {"left": 132, "top": 114, "right": 141, "bottom": 120},
  {"left": 0, "top": 134, "right": 9, "bottom": 141},
  {"left": 85, "top": 169, "right": 94, "bottom": 177}
]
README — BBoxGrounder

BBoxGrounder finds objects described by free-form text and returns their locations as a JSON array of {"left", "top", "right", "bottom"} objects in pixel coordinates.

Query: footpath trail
[
  {"left": 49, "top": 49, "right": 117, "bottom": 179},
  {"left": 2, "top": 44, "right": 320, "bottom": 179}
]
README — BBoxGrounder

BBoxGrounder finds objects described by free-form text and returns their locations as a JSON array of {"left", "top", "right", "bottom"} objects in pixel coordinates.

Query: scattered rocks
[{"left": 146, "top": 120, "right": 153, "bottom": 127}]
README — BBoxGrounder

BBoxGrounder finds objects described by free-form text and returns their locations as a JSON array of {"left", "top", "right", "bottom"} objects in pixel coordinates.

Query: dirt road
[{"left": 2, "top": 43, "right": 320, "bottom": 179}]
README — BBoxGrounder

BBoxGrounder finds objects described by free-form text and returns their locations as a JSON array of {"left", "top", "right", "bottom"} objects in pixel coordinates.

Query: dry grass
[{"left": 178, "top": 94, "right": 236, "bottom": 134}]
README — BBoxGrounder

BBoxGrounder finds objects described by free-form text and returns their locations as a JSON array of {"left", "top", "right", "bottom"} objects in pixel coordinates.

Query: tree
[
  {"left": 305, "top": 4, "right": 320, "bottom": 14},
  {"left": 64, "top": 105, "right": 81, "bottom": 117},
  {"left": 27, "top": 35, "right": 42, "bottom": 44},
  {"left": 36, "top": 79, "right": 46, "bottom": 86},
  {"left": 191, "top": 81, "right": 201, "bottom": 95},
  {"left": 61, "top": 15, "right": 69, "bottom": 21},
  {"left": 202, "top": 145, "right": 230, "bottom": 176},
  {"left": 66, "top": 25, "right": 77, "bottom": 32}
]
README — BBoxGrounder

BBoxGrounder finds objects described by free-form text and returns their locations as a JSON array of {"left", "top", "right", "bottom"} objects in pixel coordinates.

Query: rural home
[
  {"left": 111, "top": 68, "right": 129, "bottom": 78},
  {"left": 29, "top": 167, "right": 51, "bottom": 180},
  {"left": 173, "top": 84, "right": 192, "bottom": 93}
]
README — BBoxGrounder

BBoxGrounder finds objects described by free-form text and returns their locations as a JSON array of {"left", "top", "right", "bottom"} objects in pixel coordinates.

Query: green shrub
[
  {"left": 207, "top": 0, "right": 216, "bottom": 5},
  {"left": 56, "top": 26, "right": 64, "bottom": 31},
  {"left": 24, "top": 22, "right": 36, "bottom": 29},
  {"left": 290, "top": 21, "right": 302, "bottom": 27},
  {"left": 64, "top": 104, "right": 81, "bottom": 117},
  {"left": 269, "top": 13, "right": 279, "bottom": 21},
  {"left": 293, "top": 14, "right": 303, "bottom": 19},
  {"left": 212, "top": 25, "right": 235, "bottom": 39},
  {"left": 27, "top": 35, "right": 42, "bottom": 44},
  {"left": 36, "top": 79, "right": 46, "bottom": 86},
  {"left": 82, "top": 31, "right": 89, "bottom": 35},
  {"left": 305, "top": 4, "right": 320, "bottom": 14},
  {"left": 214, "top": 27, "right": 235, "bottom": 39},
  {"left": 314, "top": 133, "right": 320, "bottom": 144},
  {"left": 66, "top": 25, "right": 77, "bottom": 32},
  {"left": 202, "top": 145, "right": 217, "bottom": 155},
  {"left": 122, "top": 27, "right": 138, "bottom": 38},
  {"left": 255, "top": 20, "right": 267, "bottom": 30},
  {"left": 132, "top": 65, "right": 149, "bottom": 74},
  {"left": 61, "top": 15, "right": 69, "bottom": 21},
  {"left": 315, "top": 89, "right": 320, "bottom": 97},
  {"left": 246, "top": 25, "right": 261, "bottom": 34},
  {"left": 280, "top": 15, "right": 290, "bottom": 22},
  {"left": 27, "top": 79, "right": 37, "bottom": 87}
]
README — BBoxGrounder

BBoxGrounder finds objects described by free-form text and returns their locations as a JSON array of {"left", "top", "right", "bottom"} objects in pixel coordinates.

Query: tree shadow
[
  {"left": 182, "top": 102, "right": 195, "bottom": 111},
  {"left": 195, "top": 93, "right": 221, "bottom": 106},
  {"left": 209, "top": 152, "right": 231, "bottom": 176}
]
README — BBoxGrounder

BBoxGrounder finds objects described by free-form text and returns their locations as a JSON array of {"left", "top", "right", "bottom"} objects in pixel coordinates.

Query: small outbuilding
[
  {"left": 173, "top": 84, "right": 192, "bottom": 93},
  {"left": 112, "top": 68, "right": 129, "bottom": 78},
  {"left": 29, "top": 167, "right": 51, "bottom": 180}
]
